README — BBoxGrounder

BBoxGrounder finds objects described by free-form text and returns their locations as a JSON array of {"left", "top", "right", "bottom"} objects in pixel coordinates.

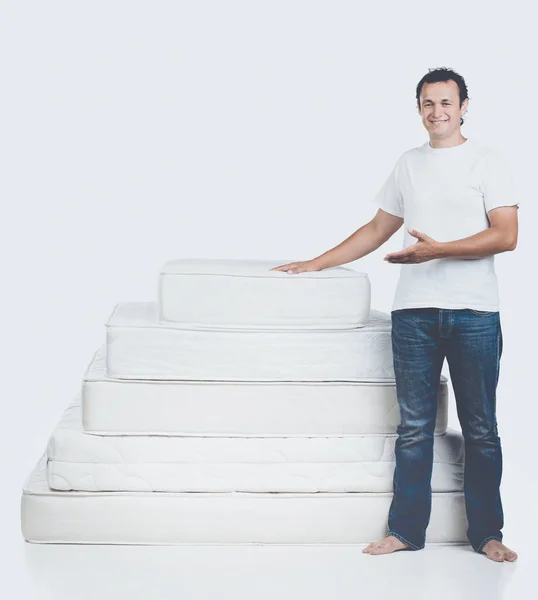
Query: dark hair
[{"left": 416, "top": 67, "right": 469, "bottom": 127}]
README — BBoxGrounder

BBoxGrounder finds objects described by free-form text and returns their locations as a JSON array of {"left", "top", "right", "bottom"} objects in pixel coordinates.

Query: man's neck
[{"left": 428, "top": 133, "right": 467, "bottom": 149}]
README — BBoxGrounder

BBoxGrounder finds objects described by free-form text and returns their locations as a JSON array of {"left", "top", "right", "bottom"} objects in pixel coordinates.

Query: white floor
[{"left": 5, "top": 523, "right": 536, "bottom": 600}]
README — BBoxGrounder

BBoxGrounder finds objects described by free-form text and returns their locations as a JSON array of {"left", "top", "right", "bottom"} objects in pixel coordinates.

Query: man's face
[{"left": 417, "top": 80, "right": 468, "bottom": 139}]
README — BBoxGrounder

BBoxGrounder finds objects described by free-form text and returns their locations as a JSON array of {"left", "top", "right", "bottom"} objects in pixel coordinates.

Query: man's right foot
[{"left": 362, "top": 535, "right": 409, "bottom": 555}]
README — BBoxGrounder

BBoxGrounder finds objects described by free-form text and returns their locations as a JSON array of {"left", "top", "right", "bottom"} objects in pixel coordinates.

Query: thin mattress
[
  {"left": 83, "top": 347, "right": 449, "bottom": 435},
  {"left": 159, "top": 258, "right": 371, "bottom": 328},
  {"left": 22, "top": 456, "right": 469, "bottom": 545},
  {"left": 105, "top": 303, "right": 396, "bottom": 381},
  {"left": 47, "top": 401, "right": 464, "bottom": 493}
]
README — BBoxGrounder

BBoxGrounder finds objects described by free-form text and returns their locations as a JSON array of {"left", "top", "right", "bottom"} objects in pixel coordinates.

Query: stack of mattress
[{"left": 21, "top": 258, "right": 467, "bottom": 544}]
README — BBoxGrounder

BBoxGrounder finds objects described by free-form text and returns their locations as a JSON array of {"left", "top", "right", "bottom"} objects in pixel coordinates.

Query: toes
[
  {"left": 363, "top": 539, "right": 406, "bottom": 555},
  {"left": 481, "top": 542, "right": 519, "bottom": 562},
  {"left": 363, "top": 542, "right": 383, "bottom": 555}
]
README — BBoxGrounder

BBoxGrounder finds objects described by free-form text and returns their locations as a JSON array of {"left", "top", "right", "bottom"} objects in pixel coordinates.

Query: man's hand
[
  {"left": 384, "top": 229, "right": 441, "bottom": 264},
  {"left": 270, "top": 259, "right": 322, "bottom": 274}
]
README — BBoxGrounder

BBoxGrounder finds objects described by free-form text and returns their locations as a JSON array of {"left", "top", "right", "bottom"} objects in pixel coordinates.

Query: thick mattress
[
  {"left": 106, "top": 303, "right": 396, "bottom": 381},
  {"left": 83, "top": 348, "right": 449, "bottom": 435},
  {"left": 159, "top": 258, "right": 371, "bottom": 328},
  {"left": 22, "top": 457, "right": 469, "bottom": 545},
  {"left": 48, "top": 401, "right": 464, "bottom": 493}
]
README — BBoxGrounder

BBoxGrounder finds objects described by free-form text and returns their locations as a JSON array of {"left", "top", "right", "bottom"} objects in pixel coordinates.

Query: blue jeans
[{"left": 386, "top": 308, "right": 504, "bottom": 553}]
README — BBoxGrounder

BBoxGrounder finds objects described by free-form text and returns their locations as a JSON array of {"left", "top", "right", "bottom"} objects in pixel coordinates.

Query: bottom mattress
[{"left": 22, "top": 457, "right": 469, "bottom": 545}]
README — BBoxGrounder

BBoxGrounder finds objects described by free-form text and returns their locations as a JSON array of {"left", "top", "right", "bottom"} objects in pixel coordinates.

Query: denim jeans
[{"left": 386, "top": 308, "right": 504, "bottom": 553}]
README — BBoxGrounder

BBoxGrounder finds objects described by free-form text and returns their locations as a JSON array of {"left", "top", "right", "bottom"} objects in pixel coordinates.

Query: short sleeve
[
  {"left": 483, "top": 150, "right": 519, "bottom": 213},
  {"left": 372, "top": 158, "right": 404, "bottom": 218}
]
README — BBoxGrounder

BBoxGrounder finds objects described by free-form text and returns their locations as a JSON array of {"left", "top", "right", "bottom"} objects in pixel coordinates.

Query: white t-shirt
[{"left": 373, "top": 139, "right": 519, "bottom": 312}]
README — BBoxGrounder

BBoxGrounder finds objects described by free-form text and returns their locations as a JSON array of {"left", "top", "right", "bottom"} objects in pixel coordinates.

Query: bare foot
[
  {"left": 362, "top": 535, "right": 408, "bottom": 555},
  {"left": 481, "top": 540, "right": 518, "bottom": 562}
]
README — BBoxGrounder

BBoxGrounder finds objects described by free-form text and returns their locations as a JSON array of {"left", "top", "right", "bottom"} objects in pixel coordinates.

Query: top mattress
[{"left": 158, "top": 258, "right": 371, "bottom": 329}]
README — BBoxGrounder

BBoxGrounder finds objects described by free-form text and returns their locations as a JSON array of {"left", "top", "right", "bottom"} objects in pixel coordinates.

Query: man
[{"left": 271, "top": 67, "right": 519, "bottom": 562}]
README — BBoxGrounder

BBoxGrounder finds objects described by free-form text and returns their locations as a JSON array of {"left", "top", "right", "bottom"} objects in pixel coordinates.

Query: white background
[{"left": 1, "top": 1, "right": 536, "bottom": 598}]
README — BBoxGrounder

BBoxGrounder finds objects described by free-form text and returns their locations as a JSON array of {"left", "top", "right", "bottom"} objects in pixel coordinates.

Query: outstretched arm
[{"left": 271, "top": 209, "right": 404, "bottom": 273}]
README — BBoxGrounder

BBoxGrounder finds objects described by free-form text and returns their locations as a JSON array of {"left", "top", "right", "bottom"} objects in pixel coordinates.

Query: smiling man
[{"left": 271, "top": 67, "right": 519, "bottom": 562}]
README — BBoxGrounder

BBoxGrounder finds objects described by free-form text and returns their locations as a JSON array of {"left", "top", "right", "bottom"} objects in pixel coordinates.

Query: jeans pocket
[{"left": 469, "top": 309, "right": 497, "bottom": 316}]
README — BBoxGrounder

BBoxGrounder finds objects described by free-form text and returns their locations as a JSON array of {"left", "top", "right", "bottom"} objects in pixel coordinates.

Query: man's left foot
[{"left": 481, "top": 540, "right": 518, "bottom": 562}]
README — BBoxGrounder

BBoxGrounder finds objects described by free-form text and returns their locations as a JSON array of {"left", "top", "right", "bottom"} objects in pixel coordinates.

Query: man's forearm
[
  {"left": 436, "top": 227, "right": 516, "bottom": 260},
  {"left": 313, "top": 222, "right": 384, "bottom": 269}
]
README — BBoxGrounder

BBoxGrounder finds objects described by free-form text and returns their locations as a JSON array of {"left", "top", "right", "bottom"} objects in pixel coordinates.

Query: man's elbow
[
  {"left": 504, "top": 235, "right": 518, "bottom": 251},
  {"left": 492, "top": 225, "right": 518, "bottom": 252}
]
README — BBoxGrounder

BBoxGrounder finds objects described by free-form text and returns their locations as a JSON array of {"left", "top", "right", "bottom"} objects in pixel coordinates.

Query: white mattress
[
  {"left": 22, "top": 456, "right": 469, "bottom": 545},
  {"left": 159, "top": 258, "right": 371, "bottom": 328},
  {"left": 106, "top": 303, "right": 396, "bottom": 381},
  {"left": 83, "top": 348, "right": 449, "bottom": 435},
  {"left": 47, "top": 401, "right": 464, "bottom": 493}
]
